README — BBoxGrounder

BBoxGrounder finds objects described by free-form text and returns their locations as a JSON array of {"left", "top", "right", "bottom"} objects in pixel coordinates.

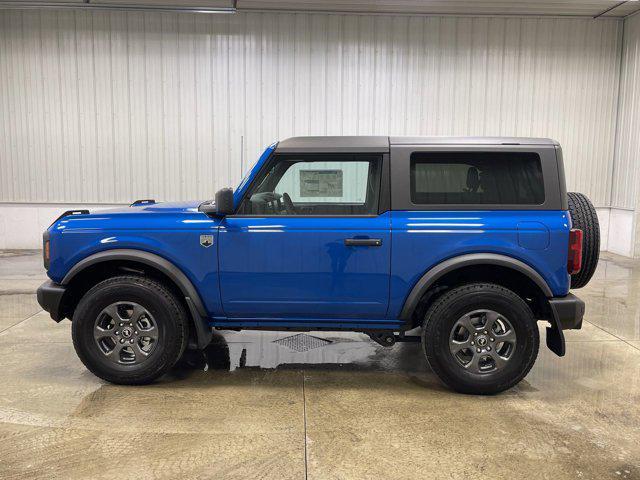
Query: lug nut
[
  {"left": 134, "top": 331, "right": 139, "bottom": 335},
  {"left": 487, "top": 346, "right": 492, "bottom": 351},
  {"left": 474, "top": 332, "right": 478, "bottom": 336},
  {"left": 476, "top": 348, "right": 481, "bottom": 353},
  {"left": 471, "top": 341, "right": 475, "bottom": 346},
  {"left": 119, "top": 322, "right": 123, "bottom": 327},
  {"left": 129, "top": 339, "right": 134, "bottom": 344},
  {"left": 483, "top": 330, "right": 488, "bottom": 335},
  {"left": 490, "top": 338, "right": 495, "bottom": 342},
  {"left": 115, "top": 330, "right": 119, "bottom": 335},
  {"left": 120, "top": 339, "right": 125, "bottom": 343}
]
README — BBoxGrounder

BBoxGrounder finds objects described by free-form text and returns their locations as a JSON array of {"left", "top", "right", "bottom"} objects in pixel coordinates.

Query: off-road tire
[
  {"left": 72, "top": 275, "right": 189, "bottom": 385},
  {"left": 422, "top": 282, "right": 539, "bottom": 395},
  {"left": 567, "top": 192, "right": 600, "bottom": 289}
]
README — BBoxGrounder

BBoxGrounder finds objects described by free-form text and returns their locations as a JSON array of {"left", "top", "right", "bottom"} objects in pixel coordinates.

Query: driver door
[{"left": 218, "top": 153, "right": 391, "bottom": 322}]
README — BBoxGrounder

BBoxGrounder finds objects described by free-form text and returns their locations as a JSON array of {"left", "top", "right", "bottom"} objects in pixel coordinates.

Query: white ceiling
[
  {"left": 1, "top": 0, "right": 639, "bottom": 17},
  {"left": 239, "top": 0, "right": 640, "bottom": 18}
]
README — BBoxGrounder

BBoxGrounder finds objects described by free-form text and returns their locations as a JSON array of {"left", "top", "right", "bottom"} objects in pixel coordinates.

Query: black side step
[{"left": 367, "top": 331, "right": 421, "bottom": 347}]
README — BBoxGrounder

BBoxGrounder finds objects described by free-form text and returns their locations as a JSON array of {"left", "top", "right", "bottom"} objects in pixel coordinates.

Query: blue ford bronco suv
[{"left": 37, "top": 136, "right": 599, "bottom": 394}]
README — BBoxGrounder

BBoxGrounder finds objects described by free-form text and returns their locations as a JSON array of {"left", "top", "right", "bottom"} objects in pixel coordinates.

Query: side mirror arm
[
  {"left": 198, "top": 201, "right": 217, "bottom": 215},
  {"left": 199, "top": 188, "right": 235, "bottom": 216}
]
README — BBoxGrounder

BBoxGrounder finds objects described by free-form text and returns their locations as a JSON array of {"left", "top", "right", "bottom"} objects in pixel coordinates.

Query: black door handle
[{"left": 344, "top": 238, "right": 382, "bottom": 247}]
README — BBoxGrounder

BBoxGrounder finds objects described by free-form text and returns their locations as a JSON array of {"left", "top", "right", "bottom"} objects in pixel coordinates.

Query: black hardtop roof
[
  {"left": 276, "top": 136, "right": 389, "bottom": 153},
  {"left": 275, "top": 136, "right": 559, "bottom": 153}
]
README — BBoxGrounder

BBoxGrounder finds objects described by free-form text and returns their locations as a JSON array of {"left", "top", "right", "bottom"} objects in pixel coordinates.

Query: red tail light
[{"left": 568, "top": 229, "right": 583, "bottom": 275}]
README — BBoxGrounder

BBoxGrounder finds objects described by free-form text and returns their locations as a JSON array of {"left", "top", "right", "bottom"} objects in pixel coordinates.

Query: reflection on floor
[{"left": 0, "top": 250, "right": 638, "bottom": 479}]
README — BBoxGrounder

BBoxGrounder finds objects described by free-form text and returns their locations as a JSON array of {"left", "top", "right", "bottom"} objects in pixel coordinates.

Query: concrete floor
[{"left": 0, "top": 251, "right": 639, "bottom": 479}]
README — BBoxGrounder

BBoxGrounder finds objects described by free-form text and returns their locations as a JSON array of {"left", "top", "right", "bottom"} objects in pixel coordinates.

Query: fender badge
[{"left": 200, "top": 235, "right": 214, "bottom": 248}]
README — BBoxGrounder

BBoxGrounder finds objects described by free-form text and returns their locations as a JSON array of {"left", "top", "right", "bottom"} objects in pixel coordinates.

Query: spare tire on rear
[{"left": 567, "top": 192, "right": 600, "bottom": 289}]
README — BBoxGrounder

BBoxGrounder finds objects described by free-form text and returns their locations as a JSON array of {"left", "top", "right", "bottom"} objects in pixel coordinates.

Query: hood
[
  {"left": 49, "top": 200, "right": 223, "bottom": 232},
  {"left": 97, "top": 200, "right": 203, "bottom": 215}
]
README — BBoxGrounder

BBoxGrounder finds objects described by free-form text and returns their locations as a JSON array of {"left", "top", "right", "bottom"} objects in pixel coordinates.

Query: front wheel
[
  {"left": 72, "top": 275, "right": 189, "bottom": 385},
  {"left": 422, "top": 283, "right": 539, "bottom": 394}
]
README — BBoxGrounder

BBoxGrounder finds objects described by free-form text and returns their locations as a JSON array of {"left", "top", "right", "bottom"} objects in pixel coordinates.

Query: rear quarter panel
[{"left": 389, "top": 210, "right": 571, "bottom": 318}]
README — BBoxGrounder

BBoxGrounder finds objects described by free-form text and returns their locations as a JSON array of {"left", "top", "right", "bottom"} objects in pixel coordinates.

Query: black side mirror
[{"left": 215, "top": 188, "right": 234, "bottom": 216}]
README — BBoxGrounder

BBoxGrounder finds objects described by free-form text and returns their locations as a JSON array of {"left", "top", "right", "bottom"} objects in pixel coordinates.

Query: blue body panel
[
  {"left": 45, "top": 142, "right": 571, "bottom": 332},
  {"left": 218, "top": 213, "right": 392, "bottom": 322},
  {"left": 388, "top": 210, "right": 571, "bottom": 319},
  {"left": 47, "top": 201, "right": 225, "bottom": 316}
]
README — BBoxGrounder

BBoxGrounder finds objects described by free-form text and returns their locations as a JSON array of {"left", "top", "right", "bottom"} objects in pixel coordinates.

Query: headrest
[{"left": 466, "top": 167, "right": 480, "bottom": 192}]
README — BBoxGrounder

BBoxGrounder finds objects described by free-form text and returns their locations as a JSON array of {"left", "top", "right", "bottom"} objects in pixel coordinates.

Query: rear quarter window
[{"left": 410, "top": 152, "right": 545, "bottom": 205}]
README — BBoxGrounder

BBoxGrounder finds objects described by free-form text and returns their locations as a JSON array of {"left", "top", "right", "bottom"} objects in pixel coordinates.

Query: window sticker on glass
[{"left": 300, "top": 170, "right": 343, "bottom": 197}]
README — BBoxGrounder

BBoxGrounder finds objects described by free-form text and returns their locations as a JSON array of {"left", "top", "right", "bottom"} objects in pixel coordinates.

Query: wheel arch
[
  {"left": 400, "top": 253, "right": 554, "bottom": 329},
  {"left": 60, "top": 249, "right": 212, "bottom": 349}
]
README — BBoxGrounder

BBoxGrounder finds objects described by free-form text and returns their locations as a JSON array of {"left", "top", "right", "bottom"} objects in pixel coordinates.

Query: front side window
[
  {"left": 238, "top": 154, "right": 381, "bottom": 215},
  {"left": 410, "top": 152, "right": 544, "bottom": 205}
]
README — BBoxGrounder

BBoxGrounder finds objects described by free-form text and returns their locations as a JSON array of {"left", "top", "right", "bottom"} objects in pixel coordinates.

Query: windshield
[
  {"left": 236, "top": 161, "right": 258, "bottom": 192},
  {"left": 232, "top": 142, "right": 277, "bottom": 208}
]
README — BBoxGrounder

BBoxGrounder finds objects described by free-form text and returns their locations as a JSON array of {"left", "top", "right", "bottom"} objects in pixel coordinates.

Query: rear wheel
[
  {"left": 567, "top": 191, "right": 600, "bottom": 289},
  {"left": 422, "top": 282, "right": 539, "bottom": 394},
  {"left": 72, "top": 276, "right": 189, "bottom": 385}
]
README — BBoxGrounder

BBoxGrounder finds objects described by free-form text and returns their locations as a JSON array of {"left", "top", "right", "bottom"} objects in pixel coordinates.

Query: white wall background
[
  {"left": 0, "top": 9, "right": 638, "bottom": 253},
  {"left": 0, "top": 9, "right": 623, "bottom": 206},
  {"left": 611, "top": 12, "right": 640, "bottom": 257}
]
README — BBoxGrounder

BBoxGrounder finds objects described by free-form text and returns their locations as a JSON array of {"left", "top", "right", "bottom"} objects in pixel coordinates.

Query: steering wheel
[{"left": 282, "top": 192, "right": 297, "bottom": 214}]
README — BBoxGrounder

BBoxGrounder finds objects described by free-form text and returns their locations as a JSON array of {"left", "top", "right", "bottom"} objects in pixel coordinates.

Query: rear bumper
[
  {"left": 36, "top": 280, "right": 66, "bottom": 322},
  {"left": 549, "top": 293, "right": 585, "bottom": 330}
]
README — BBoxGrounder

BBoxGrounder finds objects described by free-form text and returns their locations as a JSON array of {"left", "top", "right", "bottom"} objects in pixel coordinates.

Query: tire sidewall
[
  {"left": 72, "top": 277, "right": 185, "bottom": 383},
  {"left": 423, "top": 285, "right": 539, "bottom": 394}
]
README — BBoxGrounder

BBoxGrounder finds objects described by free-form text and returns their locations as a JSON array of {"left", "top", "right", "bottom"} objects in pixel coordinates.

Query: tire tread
[
  {"left": 567, "top": 192, "right": 600, "bottom": 289},
  {"left": 422, "top": 282, "right": 539, "bottom": 395},
  {"left": 72, "top": 275, "right": 189, "bottom": 385}
]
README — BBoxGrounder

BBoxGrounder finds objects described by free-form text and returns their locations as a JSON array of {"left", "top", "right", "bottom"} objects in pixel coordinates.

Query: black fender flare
[
  {"left": 62, "top": 249, "right": 212, "bottom": 349},
  {"left": 399, "top": 253, "right": 553, "bottom": 321},
  {"left": 399, "top": 253, "right": 568, "bottom": 356}
]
